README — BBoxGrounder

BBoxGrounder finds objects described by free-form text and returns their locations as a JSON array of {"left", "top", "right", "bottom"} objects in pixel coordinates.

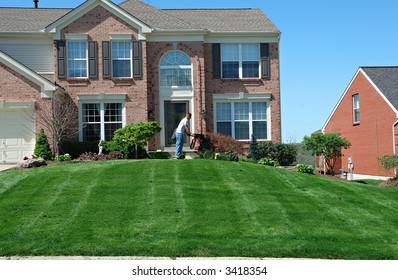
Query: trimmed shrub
[
  {"left": 34, "top": 128, "right": 52, "bottom": 160},
  {"left": 258, "top": 157, "right": 279, "bottom": 167},
  {"left": 104, "top": 141, "right": 148, "bottom": 159},
  {"left": 248, "top": 134, "right": 262, "bottom": 161},
  {"left": 296, "top": 164, "right": 314, "bottom": 174},
  {"left": 62, "top": 141, "right": 99, "bottom": 159},
  {"left": 149, "top": 151, "right": 171, "bottom": 159}
]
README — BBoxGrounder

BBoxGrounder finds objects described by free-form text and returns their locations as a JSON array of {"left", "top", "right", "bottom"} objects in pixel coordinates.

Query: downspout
[{"left": 392, "top": 120, "right": 398, "bottom": 177}]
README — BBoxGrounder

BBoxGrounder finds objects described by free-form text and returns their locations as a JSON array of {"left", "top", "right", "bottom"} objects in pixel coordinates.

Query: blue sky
[{"left": 2, "top": 0, "right": 398, "bottom": 142}]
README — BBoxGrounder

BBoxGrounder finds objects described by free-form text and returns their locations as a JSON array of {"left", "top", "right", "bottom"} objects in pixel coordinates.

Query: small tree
[
  {"left": 34, "top": 128, "right": 52, "bottom": 160},
  {"left": 111, "top": 121, "right": 162, "bottom": 159},
  {"left": 302, "top": 132, "right": 351, "bottom": 175},
  {"left": 248, "top": 134, "right": 262, "bottom": 161},
  {"left": 379, "top": 155, "right": 398, "bottom": 176},
  {"left": 35, "top": 91, "right": 78, "bottom": 158}
]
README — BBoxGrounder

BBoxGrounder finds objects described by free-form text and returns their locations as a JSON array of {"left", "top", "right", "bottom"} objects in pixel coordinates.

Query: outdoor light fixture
[
  {"left": 201, "top": 110, "right": 207, "bottom": 119},
  {"left": 148, "top": 110, "right": 154, "bottom": 119}
]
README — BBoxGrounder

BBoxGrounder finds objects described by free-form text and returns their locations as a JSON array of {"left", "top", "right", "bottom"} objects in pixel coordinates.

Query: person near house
[{"left": 175, "top": 113, "right": 192, "bottom": 159}]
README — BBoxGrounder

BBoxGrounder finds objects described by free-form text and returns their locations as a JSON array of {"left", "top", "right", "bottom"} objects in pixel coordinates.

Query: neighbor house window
[
  {"left": 215, "top": 101, "right": 268, "bottom": 140},
  {"left": 112, "top": 41, "right": 132, "bottom": 78},
  {"left": 159, "top": 51, "right": 192, "bottom": 87},
  {"left": 221, "top": 44, "right": 260, "bottom": 79},
  {"left": 82, "top": 103, "right": 123, "bottom": 141},
  {"left": 353, "top": 94, "right": 360, "bottom": 123},
  {"left": 67, "top": 41, "right": 88, "bottom": 78}
]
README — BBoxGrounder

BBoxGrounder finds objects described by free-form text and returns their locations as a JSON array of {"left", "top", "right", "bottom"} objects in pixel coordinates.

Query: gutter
[{"left": 392, "top": 120, "right": 398, "bottom": 177}]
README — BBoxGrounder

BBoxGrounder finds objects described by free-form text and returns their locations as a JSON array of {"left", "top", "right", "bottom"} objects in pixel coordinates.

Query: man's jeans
[{"left": 175, "top": 132, "right": 184, "bottom": 158}]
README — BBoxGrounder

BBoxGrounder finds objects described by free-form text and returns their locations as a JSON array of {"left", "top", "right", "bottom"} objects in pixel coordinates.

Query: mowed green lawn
[{"left": 1, "top": 159, "right": 398, "bottom": 259}]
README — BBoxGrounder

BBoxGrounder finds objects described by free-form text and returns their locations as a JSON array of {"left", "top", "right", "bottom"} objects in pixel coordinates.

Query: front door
[{"left": 164, "top": 101, "right": 189, "bottom": 146}]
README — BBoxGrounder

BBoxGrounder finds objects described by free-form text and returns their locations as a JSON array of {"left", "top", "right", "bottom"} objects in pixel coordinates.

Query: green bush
[
  {"left": 248, "top": 134, "right": 262, "bottom": 161},
  {"left": 258, "top": 157, "right": 279, "bottom": 167},
  {"left": 57, "top": 154, "right": 72, "bottom": 162},
  {"left": 34, "top": 128, "right": 52, "bottom": 160},
  {"left": 149, "top": 151, "right": 171, "bottom": 159},
  {"left": 296, "top": 164, "right": 314, "bottom": 174},
  {"left": 258, "top": 142, "right": 297, "bottom": 166},
  {"left": 104, "top": 141, "right": 148, "bottom": 159},
  {"left": 62, "top": 141, "right": 99, "bottom": 159}
]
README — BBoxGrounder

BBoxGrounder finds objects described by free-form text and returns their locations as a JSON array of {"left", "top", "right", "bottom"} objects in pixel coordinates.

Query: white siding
[{"left": 0, "top": 37, "right": 54, "bottom": 74}]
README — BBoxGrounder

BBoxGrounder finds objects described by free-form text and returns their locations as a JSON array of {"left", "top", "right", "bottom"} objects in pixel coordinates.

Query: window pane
[
  {"left": 83, "top": 103, "right": 100, "bottom": 123},
  {"left": 216, "top": 103, "right": 231, "bottom": 121},
  {"left": 112, "top": 41, "right": 131, "bottom": 78},
  {"left": 242, "top": 61, "right": 259, "bottom": 78},
  {"left": 159, "top": 69, "right": 192, "bottom": 87},
  {"left": 104, "top": 103, "right": 122, "bottom": 122},
  {"left": 235, "top": 122, "right": 249, "bottom": 140},
  {"left": 67, "top": 41, "right": 87, "bottom": 78},
  {"left": 105, "top": 123, "right": 122, "bottom": 141},
  {"left": 160, "top": 51, "right": 191, "bottom": 66},
  {"left": 353, "top": 94, "right": 360, "bottom": 123},
  {"left": 113, "top": 60, "right": 131, "bottom": 78},
  {"left": 253, "top": 121, "right": 267, "bottom": 139},
  {"left": 217, "top": 122, "right": 232, "bottom": 136},
  {"left": 253, "top": 102, "right": 267, "bottom": 120},
  {"left": 222, "top": 62, "right": 239, "bottom": 79},
  {"left": 221, "top": 44, "right": 239, "bottom": 79},
  {"left": 83, "top": 124, "right": 101, "bottom": 141},
  {"left": 234, "top": 102, "right": 249, "bottom": 120},
  {"left": 242, "top": 44, "right": 259, "bottom": 61},
  {"left": 221, "top": 44, "right": 239, "bottom": 61}
]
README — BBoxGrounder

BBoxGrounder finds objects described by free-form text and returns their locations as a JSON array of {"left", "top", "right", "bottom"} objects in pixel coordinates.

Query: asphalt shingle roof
[
  {"left": 361, "top": 67, "right": 398, "bottom": 111},
  {"left": 0, "top": 0, "right": 280, "bottom": 33},
  {"left": 0, "top": 8, "right": 71, "bottom": 32}
]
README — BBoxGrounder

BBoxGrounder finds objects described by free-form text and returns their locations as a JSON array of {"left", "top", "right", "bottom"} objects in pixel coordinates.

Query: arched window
[{"left": 159, "top": 51, "right": 192, "bottom": 87}]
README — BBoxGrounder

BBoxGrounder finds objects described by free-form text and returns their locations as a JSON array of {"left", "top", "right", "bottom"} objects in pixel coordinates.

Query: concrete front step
[{"left": 149, "top": 148, "right": 199, "bottom": 159}]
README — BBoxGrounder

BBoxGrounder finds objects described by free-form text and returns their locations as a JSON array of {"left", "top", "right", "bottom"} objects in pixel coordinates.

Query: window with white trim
[
  {"left": 67, "top": 41, "right": 87, "bottom": 78},
  {"left": 353, "top": 94, "right": 360, "bottom": 123},
  {"left": 159, "top": 51, "right": 192, "bottom": 87},
  {"left": 221, "top": 44, "right": 260, "bottom": 79},
  {"left": 82, "top": 103, "right": 123, "bottom": 141},
  {"left": 112, "top": 41, "right": 132, "bottom": 78},
  {"left": 215, "top": 101, "right": 268, "bottom": 140}
]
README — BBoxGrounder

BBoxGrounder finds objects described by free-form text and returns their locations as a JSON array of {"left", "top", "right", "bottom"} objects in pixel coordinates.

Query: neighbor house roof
[
  {"left": 323, "top": 66, "right": 398, "bottom": 131},
  {"left": 0, "top": 0, "right": 280, "bottom": 34},
  {"left": 361, "top": 67, "right": 398, "bottom": 111}
]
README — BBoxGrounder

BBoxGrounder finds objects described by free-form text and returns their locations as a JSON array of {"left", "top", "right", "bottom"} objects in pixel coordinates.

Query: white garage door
[{"left": 0, "top": 109, "right": 35, "bottom": 163}]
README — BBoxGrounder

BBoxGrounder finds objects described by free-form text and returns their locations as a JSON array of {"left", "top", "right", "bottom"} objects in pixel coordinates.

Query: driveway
[{"left": 0, "top": 164, "right": 16, "bottom": 172}]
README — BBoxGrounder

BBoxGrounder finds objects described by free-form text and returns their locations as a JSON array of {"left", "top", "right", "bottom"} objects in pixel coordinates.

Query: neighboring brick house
[
  {"left": 323, "top": 67, "right": 398, "bottom": 178},
  {"left": 0, "top": 0, "right": 281, "bottom": 163}
]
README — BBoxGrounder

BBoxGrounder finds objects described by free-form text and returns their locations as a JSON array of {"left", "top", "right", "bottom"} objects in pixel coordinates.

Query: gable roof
[
  {"left": 323, "top": 66, "right": 398, "bottom": 132},
  {"left": 0, "top": 0, "right": 280, "bottom": 35},
  {"left": 45, "top": 0, "right": 152, "bottom": 39}
]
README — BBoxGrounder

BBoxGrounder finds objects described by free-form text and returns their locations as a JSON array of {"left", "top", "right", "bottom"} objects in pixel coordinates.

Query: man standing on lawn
[{"left": 175, "top": 113, "right": 192, "bottom": 159}]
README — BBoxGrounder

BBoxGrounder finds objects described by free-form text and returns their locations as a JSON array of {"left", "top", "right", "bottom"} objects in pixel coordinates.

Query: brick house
[
  {"left": 0, "top": 0, "right": 281, "bottom": 163},
  {"left": 323, "top": 67, "right": 398, "bottom": 178}
]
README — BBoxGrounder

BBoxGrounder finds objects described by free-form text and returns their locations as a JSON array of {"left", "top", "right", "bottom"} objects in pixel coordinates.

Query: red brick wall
[
  {"left": 0, "top": 63, "right": 51, "bottom": 138},
  {"left": 204, "top": 42, "right": 281, "bottom": 143},
  {"left": 55, "top": 6, "right": 148, "bottom": 134},
  {"left": 324, "top": 70, "right": 397, "bottom": 177}
]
